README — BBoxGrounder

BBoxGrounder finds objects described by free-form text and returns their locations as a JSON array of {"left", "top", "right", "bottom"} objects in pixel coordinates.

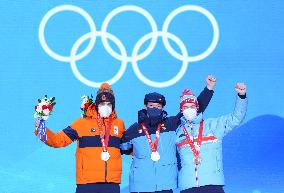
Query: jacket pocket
[
  {"left": 80, "top": 152, "right": 105, "bottom": 181},
  {"left": 215, "top": 152, "right": 223, "bottom": 172},
  {"left": 159, "top": 163, "right": 177, "bottom": 176}
]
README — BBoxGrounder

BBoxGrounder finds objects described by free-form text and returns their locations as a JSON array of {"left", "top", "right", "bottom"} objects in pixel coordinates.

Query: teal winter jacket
[{"left": 176, "top": 95, "right": 248, "bottom": 190}]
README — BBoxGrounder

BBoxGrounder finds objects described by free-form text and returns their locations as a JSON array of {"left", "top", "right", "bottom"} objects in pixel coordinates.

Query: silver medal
[
  {"left": 101, "top": 151, "right": 110, "bottom": 161},
  {"left": 151, "top": 151, "right": 160, "bottom": 161}
]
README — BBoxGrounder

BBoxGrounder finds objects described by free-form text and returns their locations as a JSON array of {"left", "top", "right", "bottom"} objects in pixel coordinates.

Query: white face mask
[
  {"left": 183, "top": 108, "right": 197, "bottom": 121},
  {"left": 98, "top": 105, "right": 112, "bottom": 118}
]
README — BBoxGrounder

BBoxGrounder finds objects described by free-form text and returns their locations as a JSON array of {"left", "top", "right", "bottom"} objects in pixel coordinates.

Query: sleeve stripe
[{"left": 63, "top": 126, "right": 79, "bottom": 141}]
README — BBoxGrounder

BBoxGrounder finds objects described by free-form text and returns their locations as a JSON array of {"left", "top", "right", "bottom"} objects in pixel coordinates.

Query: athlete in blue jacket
[
  {"left": 121, "top": 75, "right": 216, "bottom": 193},
  {"left": 176, "top": 82, "right": 247, "bottom": 193}
]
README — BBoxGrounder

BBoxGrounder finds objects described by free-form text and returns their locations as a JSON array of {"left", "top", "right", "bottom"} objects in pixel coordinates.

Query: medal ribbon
[
  {"left": 178, "top": 120, "right": 204, "bottom": 187},
  {"left": 177, "top": 120, "right": 204, "bottom": 157},
  {"left": 97, "top": 114, "right": 112, "bottom": 152},
  {"left": 141, "top": 123, "right": 161, "bottom": 152}
]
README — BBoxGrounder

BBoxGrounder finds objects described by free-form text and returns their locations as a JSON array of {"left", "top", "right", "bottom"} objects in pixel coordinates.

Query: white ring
[
  {"left": 132, "top": 32, "right": 188, "bottom": 88},
  {"left": 39, "top": 5, "right": 97, "bottom": 62},
  {"left": 70, "top": 31, "right": 127, "bottom": 87},
  {"left": 101, "top": 5, "right": 158, "bottom": 62},
  {"left": 162, "top": 5, "right": 219, "bottom": 62},
  {"left": 39, "top": 5, "right": 220, "bottom": 88}
]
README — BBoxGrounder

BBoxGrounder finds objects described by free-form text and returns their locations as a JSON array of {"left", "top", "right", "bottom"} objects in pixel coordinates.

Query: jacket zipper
[
  {"left": 153, "top": 125, "right": 158, "bottom": 191},
  {"left": 103, "top": 118, "right": 108, "bottom": 182},
  {"left": 154, "top": 161, "right": 157, "bottom": 190}
]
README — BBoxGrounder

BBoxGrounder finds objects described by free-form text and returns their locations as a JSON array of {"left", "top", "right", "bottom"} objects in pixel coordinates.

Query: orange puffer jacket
[{"left": 35, "top": 104, "right": 125, "bottom": 184}]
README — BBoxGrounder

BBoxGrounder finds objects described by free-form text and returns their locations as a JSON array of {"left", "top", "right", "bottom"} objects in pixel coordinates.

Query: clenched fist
[
  {"left": 235, "top": 83, "right": 247, "bottom": 96},
  {"left": 206, "top": 75, "right": 217, "bottom": 90}
]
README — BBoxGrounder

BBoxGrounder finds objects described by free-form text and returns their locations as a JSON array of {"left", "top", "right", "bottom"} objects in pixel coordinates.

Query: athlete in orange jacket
[{"left": 35, "top": 83, "right": 125, "bottom": 193}]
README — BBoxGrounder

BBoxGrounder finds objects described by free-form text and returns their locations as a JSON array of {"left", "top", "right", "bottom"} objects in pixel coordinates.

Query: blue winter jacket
[
  {"left": 121, "top": 87, "right": 214, "bottom": 192},
  {"left": 176, "top": 95, "right": 248, "bottom": 191}
]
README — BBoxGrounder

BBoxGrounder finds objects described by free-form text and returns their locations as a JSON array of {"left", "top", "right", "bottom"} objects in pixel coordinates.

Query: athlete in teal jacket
[{"left": 176, "top": 82, "right": 247, "bottom": 193}]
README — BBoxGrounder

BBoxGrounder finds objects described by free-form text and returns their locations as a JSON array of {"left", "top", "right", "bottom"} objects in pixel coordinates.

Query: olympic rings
[{"left": 39, "top": 4, "right": 219, "bottom": 87}]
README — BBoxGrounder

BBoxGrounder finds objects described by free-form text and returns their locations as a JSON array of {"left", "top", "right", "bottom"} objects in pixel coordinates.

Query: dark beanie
[{"left": 95, "top": 83, "right": 115, "bottom": 109}]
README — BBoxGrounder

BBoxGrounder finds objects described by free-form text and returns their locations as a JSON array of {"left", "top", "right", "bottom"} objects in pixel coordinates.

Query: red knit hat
[{"left": 179, "top": 89, "right": 199, "bottom": 111}]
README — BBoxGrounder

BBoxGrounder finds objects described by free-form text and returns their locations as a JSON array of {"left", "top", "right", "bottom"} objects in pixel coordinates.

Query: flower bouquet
[
  {"left": 80, "top": 95, "right": 93, "bottom": 118},
  {"left": 34, "top": 95, "right": 56, "bottom": 142}
]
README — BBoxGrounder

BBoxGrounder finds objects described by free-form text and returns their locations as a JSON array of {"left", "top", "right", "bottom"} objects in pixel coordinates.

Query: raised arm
[
  {"left": 207, "top": 83, "right": 248, "bottom": 139},
  {"left": 197, "top": 75, "right": 216, "bottom": 113}
]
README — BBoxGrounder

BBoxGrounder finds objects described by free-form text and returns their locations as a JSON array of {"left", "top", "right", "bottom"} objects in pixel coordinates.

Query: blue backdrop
[{"left": 0, "top": 1, "right": 283, "bottom": 193}]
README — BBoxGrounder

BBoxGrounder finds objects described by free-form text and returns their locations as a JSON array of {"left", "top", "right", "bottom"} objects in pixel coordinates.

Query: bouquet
[
  {"left": 80, "top": 95, "right": 93, "bottom": 118},
  {"left": 34, "top": 95, "right": 56, "bottom": 142}
]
